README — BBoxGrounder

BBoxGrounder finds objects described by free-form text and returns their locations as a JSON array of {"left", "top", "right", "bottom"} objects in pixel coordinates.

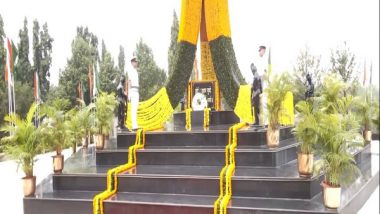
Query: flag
[
  {"left": 93, "top": 63, "right": 99, "bottom": 96},
  {"left": 363, "top": 60, "right": 367, "bottom": 86},
  {"left": 4, "top": 38, "right": 12, "bottom": 83},
  {"left": 88, "top": 64, "right": 93, "bottom": 98},
  {"left": 34, "top": 71, "right": 41, "bottom": 101}
]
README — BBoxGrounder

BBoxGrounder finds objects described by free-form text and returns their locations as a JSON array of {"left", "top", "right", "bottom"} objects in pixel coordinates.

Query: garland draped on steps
[
  {"left": 185, "top": 108, "right": 192, "bottom": 130},
  {"left": 214, "top": 122, "right": 247, "bottom": 214},
  {"left": 204, "top": 107, "right": 211, "bottom": 128},
  {"left": 93, "top": 129, "right": 146, "bottom": 214}
]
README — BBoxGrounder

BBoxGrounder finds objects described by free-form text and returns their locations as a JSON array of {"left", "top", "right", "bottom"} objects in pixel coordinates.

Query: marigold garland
[
  {"left": 126, "top": 88, "right": 174, "bottom": 130},
  {"left": 214, "top": 122, "right": 246, "bottom": 214},
  {"left": 279, "top": 91, "right": 294, "bottom": 126},
  {"left": 185, "top": 108, "right": 192, "bottom": 130},
  {"left": 204, "top": 107, "right": 211, "bottom": 128},
  {"left": 178, "top": 0, "right": 202, "bottom": 45},
  {"left": 93, "top": 129, "right": 148, "bottom": 214},
  {"left": 234, "top": 85, "right": 254, "bottom": 124}
]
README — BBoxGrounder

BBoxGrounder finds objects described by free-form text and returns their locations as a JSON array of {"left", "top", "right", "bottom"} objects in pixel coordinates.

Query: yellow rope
[
  {"left": 214, "top": 122, "right": 246, "bottom": 214},
  {"left": 93, "top": 128, "right": 149, "bottom": 214}
]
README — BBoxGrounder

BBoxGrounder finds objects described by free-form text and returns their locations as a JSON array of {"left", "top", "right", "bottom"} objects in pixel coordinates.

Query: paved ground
[{"left": 0, "top": 144, "right": 378, "bottom": 214}]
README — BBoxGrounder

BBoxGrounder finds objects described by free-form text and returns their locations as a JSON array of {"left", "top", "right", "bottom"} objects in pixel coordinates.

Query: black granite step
[
  {"left": 24, "top": 143, "right": 378, "bottom": 214},
  {"left": 173, "top": 110, "right": 240, "bottom": 127},
  {"left": 98, "top": 138, "right": 298, "bottom": 166},
  {"left": 117, "top": 126, "right": 294, "bottom": 148}
]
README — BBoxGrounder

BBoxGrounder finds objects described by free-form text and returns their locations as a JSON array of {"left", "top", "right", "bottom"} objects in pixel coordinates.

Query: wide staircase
[{"left": 24, "top": 111, "right": 379, "bottom": 214}]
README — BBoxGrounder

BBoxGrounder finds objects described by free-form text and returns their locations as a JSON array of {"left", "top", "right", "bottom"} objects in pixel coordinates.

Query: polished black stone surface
[
  {"left": 23, "top": 122, "right": 379, "bottom": 214},
  {"left": 173, "top": 110, "right": 240, "bottom": 127},
  {"left": 117, "top": 125, "right": 294, "bottom": 148}
]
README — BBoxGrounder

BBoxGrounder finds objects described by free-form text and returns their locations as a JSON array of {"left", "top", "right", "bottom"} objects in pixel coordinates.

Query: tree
[
  {"left": 14, "top": 17, "right": 32, "bottom": 86},
  {"left": 0, "top": 14, "right": 7, "bottom": 123},
  {"left": 330, "top": 42, "right": 357, "bottom": 83},
  {"left": 99, "top": 50, "right": 120, "bottom": 94},
  {"left": 32, "top": 19, "right": 42, "bottom": 87},
  {"left": 135, "top": 38, "right": 166, "bottom": 101},
  {"left": 168, "top": 11, "right": 179, "bottom": 78},
  {"left": 292, "top": 46, "right": 325, "bottom": 103},
  {"left": 14, "top": 81, "right": 34, "bottom": 118},
  {"left": 39, "top": 23, "right": 54, "bottom": 100},
  {"left": 58, "top": 27, "right": 98, "bottom": 107},
  {"left": 118, "top": 45, "right": 125, "bottom": 73}
]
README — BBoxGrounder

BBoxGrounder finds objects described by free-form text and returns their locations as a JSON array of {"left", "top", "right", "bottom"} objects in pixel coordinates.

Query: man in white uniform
[
  {"left": 127, "top": 55, "right": 140, "bottom": 131},
  {"left": 255, "top": 45, "right": 268, "bottom": 126}
]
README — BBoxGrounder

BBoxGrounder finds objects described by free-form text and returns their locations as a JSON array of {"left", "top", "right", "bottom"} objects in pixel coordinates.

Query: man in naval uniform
[
  {"left": 255, "top": 45, "right": 268, "bottom": 126},
  {"left": 250, "top": 63, "right": 262, "bottom": 126},
  {"left": 117, "top": 75, "right": 128, "bottom": 129},
  {"left": 127, "top": 55, "right": 140, "bottom": 131}
]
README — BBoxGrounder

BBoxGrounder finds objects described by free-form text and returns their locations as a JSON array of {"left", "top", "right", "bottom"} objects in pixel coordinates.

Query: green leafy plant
[
  {"left": 314, "top": 112, "right": 363, "bottom": 187},
  {"left": 372, "top": 103, "right": 380, "bottom": 132},
  {"left": 40, "top": 99, "right": 71, "bottom": 155},
  {"left": 93, "top": 92, "right": 117, "bottom": 135},
  {"left": 293, "top": 100, "right": 319, "bottom": 154},
  {"left": 0, "top": 103, "right": 43, "bottom": 177},
  {"left": 317, "top": 75, "right": 346, "bottom": 114},
  {"left": 265, "top": 72, "right": 293, "bottom": 130},
  {"left": 356, "top": 94, "right": 376, "bottom": 132}
]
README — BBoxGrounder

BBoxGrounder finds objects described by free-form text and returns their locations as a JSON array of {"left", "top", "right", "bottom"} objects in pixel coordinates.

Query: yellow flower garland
[
  {"left": 234, "top": 85, "right": 254, "bottom": 124},
  {"left": 279, "top": 92, "right": 295, "bottom": 126},
  {"left": 93, "top": 128, "right": 149, "bottom": 214},
  {"left": 178, "top": 0, "right": 202, "bottom": 45},
  {"left": 203, "top": 0, "right": 231, "bottom": 41},
  {"left": 204, "top": 107, "right": 211, "bottom": 128},
  {"left": 126, "top": 88, "right": 174, "bottom": 130},
  {"left": 201, "top": 42, "right": 221, "bottom": 110},
  {"left": 185, "top": 108, "right": 192, "bottom": 130},
  {"left": 214, "top": 122, "right": 246, "bottom": 214}
]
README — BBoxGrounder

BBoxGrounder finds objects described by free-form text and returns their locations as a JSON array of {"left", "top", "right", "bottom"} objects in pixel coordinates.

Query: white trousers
[{"left": 129, "top": 89, "right": 139, "bottom": 129}]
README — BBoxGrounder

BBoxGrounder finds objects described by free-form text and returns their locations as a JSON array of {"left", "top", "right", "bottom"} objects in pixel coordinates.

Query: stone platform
[{"left": 24, "top": 124, "right": 379, "bottom": 214}]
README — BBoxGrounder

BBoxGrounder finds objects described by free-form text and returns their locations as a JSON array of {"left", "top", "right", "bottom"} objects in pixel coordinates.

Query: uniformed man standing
[
  {"left": 255, "top": 45, "right": 268, "bottom": 126},
  {"left": 250, "top": 63, "right": 262, "bottom": 126},
  {"left": 117, "top": 75, "right": 128, "bottom": 129},
  {"left": 127, "top": 55, "right": 140, "bottom": 131}
]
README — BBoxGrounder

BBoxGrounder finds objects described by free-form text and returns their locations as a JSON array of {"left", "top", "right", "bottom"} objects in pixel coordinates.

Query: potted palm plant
[
  {"left": 314, "top": 112, "right": 363, "bottom": 209},
  {"left": 80, "top": 106, "right": 93, "bottom": 148},
  {"left": 293, "top": 100, "right": 319, "bottom": 177},
  {"left": 93, "top": 92, "right": 117, "bottom": 150},
  {"left": 1, "top": 103, "right": 43, "bottom": 196},
  {"left": 265, "top": 72, "right": 293, "bottom": 148},
  {"left": 40, "top": 99, "right": 70, "bottom": 173},
  {"left": 65, "top": 108, "right": 86, "bottom": 153},
  {"left": 356, "top": 94, "right": 375, "bottom": 143}
]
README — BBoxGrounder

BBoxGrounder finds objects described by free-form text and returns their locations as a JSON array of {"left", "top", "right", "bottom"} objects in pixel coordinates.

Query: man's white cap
[{"left": 130, "top": 52, "right": 138, "bottom": 62}]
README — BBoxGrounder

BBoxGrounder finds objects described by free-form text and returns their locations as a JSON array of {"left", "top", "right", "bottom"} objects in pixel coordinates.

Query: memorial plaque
[{"left": 189, "top": 81, "right": 216, "bottom": 110}]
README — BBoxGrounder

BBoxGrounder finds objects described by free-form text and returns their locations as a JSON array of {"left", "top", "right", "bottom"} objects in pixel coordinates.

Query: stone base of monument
[
  {"left": 24, "top": 123, "right": 379, "bottom": 214},
  {"left": 173, "top": 110, "right": 240, "bottom": 127}
]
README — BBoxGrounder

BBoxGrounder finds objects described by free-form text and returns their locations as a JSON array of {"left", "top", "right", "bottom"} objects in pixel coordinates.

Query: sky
[{"left": 1, "top": 0, "right": 379, "bottom": 86}]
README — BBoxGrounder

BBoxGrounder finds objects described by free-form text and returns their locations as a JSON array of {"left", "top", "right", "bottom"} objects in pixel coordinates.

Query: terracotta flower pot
[
  {"left": 52, "top": 154, "right": 64, "bottom": 174},
  {"left": 266, "top": 127, "right": 280, "bottom": 149},
  {"left": 95, "top": 134, "right": 104, "bottom": 150},
  {"left": 22, "top": 176, "right": 36, "bottom": 197},
  {"left": 322, "top": 181, "right": 341, "bottom": 209},
  {"left": 364, "top": 130, "right": 372, "bottom": 142},
  {"left": 297, "top": 153, "right": 314, "bottom": 177}
]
